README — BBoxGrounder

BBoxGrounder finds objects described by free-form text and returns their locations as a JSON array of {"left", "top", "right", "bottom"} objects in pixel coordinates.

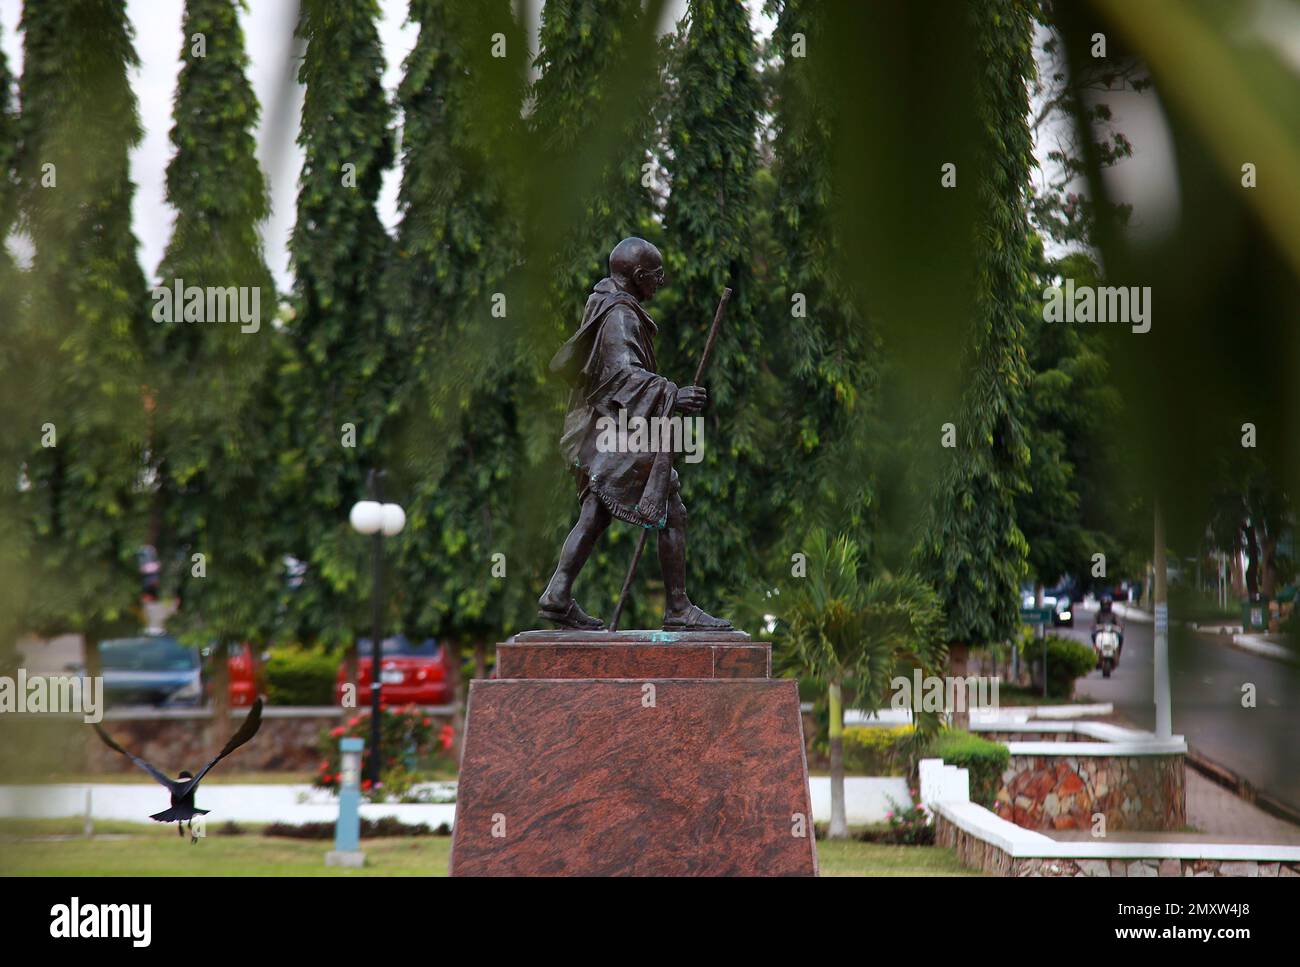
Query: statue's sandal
[
  {"left": 662, "top": 604, "right": 733, "bottom": 632},
  {"left": 537, "top": 599, "right": 605, "bottom": 630}
]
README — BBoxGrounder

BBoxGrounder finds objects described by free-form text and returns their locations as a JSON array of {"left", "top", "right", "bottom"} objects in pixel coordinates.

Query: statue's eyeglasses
[{"left": 639, "top": 267, "right": 667, "bottom": 287}]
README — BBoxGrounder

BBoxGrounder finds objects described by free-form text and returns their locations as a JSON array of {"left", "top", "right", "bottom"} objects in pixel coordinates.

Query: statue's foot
[
  {"left": 537, "top": 597, "right": 605, "bottom": 630},
  {"left": 663, "top": 603, "right": 733, "bottom": 632}
]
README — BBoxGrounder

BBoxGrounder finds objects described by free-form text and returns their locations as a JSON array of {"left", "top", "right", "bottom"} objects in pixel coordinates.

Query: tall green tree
[
  {"left": 523, "top": 0, "right": 665, "bottom": 626},
  {"left": 389, "top": 0, "right": 526, "bottom": 700},
  {"left": 913, "top": 0, "right": 1035, "bottom": 719},
  {"left": 655, "top": 0, "right": 772, "bottom": 612},
  {"left": 1016, "top": 242, "right": 1125, "bottom": 593},
  {"left": 152, "top": 0, "right": 278, "bottom": 730},
  {"left": 281, "top": 0, "right": 395, "bottom": 663},
  {"left": 1016, "top": 12, "right": 1144, "bottom": 593},
  {"left": 1207, "top": 458, "right": 1293, "bottom": 603},
  {"left": 12, "top": 0, "right": 152, "bottom": 673}
]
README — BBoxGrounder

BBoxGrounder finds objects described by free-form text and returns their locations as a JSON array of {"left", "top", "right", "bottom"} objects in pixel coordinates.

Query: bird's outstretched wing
[
  {"left": 92, "top": 724, "right": 179, "bottom": 793},
  {"left": 177, "top": 698, "right": 263, "bottom": 798}
]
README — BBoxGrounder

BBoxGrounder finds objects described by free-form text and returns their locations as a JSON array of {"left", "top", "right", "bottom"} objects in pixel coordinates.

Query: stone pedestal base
[{"left": 450, "top": 630, "right": 817, "bottom": 876}]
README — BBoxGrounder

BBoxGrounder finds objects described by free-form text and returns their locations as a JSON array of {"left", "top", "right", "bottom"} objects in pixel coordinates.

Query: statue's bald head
[{"left": 609, "top": 237, "right": 665, "bottom": 301}]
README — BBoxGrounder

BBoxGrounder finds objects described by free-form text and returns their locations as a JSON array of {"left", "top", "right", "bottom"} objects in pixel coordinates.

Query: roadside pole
[
  {"left": 1018, "top": 603, "right": 1052, "bottom": 697},
  {"left": 326, "top": 736, "right": 366, "bottom": 868},
  {"left": 1153, "top": 502, "right": 1172, "bottom": 738}
]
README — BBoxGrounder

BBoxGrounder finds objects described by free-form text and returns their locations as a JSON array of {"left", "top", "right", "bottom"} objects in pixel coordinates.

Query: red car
[
  {"left": 202, "top": 642, "right": 260, "bottom": 707},
  {"left": 335, "top": 636, "right": 451, "bottom": 706},
  {"left": 227, "top": 642, "right": 259, "bottom": 707}
]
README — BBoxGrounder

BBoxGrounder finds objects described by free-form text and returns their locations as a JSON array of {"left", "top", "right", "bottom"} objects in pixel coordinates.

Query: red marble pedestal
[{"left": 449, "top": 629, "right": 818, "bottom": 876}]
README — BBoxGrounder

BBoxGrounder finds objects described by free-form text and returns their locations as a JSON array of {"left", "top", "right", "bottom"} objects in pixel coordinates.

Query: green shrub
[
  {"left": 263, "top": 817, "right": 450, "bottom": 839},
  {"left": 263, "top": 648, "right": 337, "bottom": 706},
  {"left": 842, "top": 725, "right": 917, "bottom": 776},
  {"left": 1022, "top": 634, "right": 1098, "bottom": 699},
  {"left": 925, "top": 731, "right": 1009, "bottom": 807}
]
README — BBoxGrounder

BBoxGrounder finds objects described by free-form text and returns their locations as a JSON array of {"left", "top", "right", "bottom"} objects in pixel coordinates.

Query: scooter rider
[{"left": 1092, "top": 593, "right": 1124, "bottom": 663}]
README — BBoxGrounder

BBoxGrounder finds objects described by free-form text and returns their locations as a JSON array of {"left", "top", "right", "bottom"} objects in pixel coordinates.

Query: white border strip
[
  {"left": 1007, "top": 738, "right": 1188, "bottom": 756},
  {"left": 936, "top": 801, "right": 1300, "bottom": 861},
  {"left": 969, "top": 719, "right": 1188, "bottom": 754}
]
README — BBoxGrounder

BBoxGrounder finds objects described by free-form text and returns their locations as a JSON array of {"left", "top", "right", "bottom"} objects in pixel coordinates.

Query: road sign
[{"left": 1020, "top": 606, "right": 1052, "bottom": 624}]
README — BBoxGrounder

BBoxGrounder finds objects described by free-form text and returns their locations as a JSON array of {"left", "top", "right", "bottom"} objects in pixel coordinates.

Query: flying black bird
[{"left": 93, "top": 698, "right": 263, "bottom": 843}]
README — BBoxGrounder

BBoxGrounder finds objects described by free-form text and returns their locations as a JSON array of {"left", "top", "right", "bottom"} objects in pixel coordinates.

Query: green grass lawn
[
  {"left": 0, "top": 818, "right": 979, "bottom": 876},
  {"left": 815, "top": 839, "right": 982, "bottom": 876},
  {"left": 0, "top": 818, "right": 449, "bottom": 876}
]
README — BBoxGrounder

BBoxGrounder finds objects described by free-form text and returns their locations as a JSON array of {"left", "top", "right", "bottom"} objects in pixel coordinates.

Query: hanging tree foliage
[
  {"left": 13, "top": 0, "right": 151, "bottom": 663},
  {"left": 913, "top": 0, "right": 1035, "bottom": 653},
  {"left": 151, "top": 0, "right": 281, "bottom": 710},
  {"left": 766, "top": 0, "right": 880, "bottom": 556},
  {"left": 389, "top": 0, "right": 534, "bottom": 644},
  {"left": 281, "top": 0, "right": 396, "bottom": 648},
  {"left": 655, "top": 0, "right": 774, "bottom": 608},
  {"left": 520, "top": 0, "right": 667, "bottom": 627}
]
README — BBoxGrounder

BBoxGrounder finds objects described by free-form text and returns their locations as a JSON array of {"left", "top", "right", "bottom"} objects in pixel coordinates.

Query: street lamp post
[{"left": 349, "top": 469, "right": 406, "bottom": 786}]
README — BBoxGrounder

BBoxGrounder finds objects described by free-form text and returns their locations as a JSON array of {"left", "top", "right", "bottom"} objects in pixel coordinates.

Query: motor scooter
[{"left": 1094, "top": 625, "right": 1121, "bottom": 678}]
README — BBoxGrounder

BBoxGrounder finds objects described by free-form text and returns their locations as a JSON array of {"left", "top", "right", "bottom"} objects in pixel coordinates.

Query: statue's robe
[{"left": 549, "top": 278, "right": 678, "bottom": 528}]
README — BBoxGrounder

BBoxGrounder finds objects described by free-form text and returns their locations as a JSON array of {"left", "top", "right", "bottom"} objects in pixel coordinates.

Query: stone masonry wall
[
  {"left": 86, "top": 712, "right": 337, "bottom": 772},
  {"left": 2, "top": 708, "right": 453, "bottom": 776},
  {"left": 935, "top": 814, "right": 1300, "bottom": 876},
  {"left": 978, "top": 731, "right": 1092, "bottom": 743},
  {"left": 995, "top": 753, "right": 1185, "bottom": 831}
]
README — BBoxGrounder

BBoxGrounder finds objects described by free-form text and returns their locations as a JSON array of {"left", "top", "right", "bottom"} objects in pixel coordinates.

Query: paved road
[{"left": 1058, "top": 606, "right": 1300, "bottom": 814}]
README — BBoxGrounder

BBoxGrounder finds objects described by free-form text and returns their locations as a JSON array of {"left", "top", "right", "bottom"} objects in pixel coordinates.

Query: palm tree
[{"left": 768, "top": 530, "right": 947, "bottom": 839}]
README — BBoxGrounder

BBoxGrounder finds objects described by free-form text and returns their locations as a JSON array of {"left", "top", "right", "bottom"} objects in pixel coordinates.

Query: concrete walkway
[
  {"left": 1186, "top": 770, "right": 1300, "bottom": 842},
  {"left": 1229, "top": 633, "right": 1296, "bottom": 663},
  {"left": 1114, "top": 600, "right": 1295, "bottom": 664}
]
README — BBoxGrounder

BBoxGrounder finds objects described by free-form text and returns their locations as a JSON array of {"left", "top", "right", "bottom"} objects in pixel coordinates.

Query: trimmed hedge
[
  {"left": 925, "top": 731, "right": 1009, "bottom": 808},
  {"left": 264, "top": 817, "right": 450, "bottom": 839},
  {"left": 842, "top": 725, "right": 916, "bottom": 776},
  {"left": 264, "top": 648, "right": 337, "bottom": 706},
  {"left": 1024, "top": 634, "right": 1100, "bottom": 699}
]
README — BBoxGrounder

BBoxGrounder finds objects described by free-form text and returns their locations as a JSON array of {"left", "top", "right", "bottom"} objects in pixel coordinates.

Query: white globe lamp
[
  {"left": 349, "top": 500, "right": 383, "bottom": 535},
  {"left": 380, "top": 503, "right": 406, "bottom": 537}
]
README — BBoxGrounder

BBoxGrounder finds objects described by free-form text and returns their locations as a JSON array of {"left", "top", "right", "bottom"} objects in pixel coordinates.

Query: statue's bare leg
[
  {"left": 539, "top": 494, "right": 611, "bottom": 629},
  {"left": 659, "top": 492, "right": 732, "bottom": 631}
]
